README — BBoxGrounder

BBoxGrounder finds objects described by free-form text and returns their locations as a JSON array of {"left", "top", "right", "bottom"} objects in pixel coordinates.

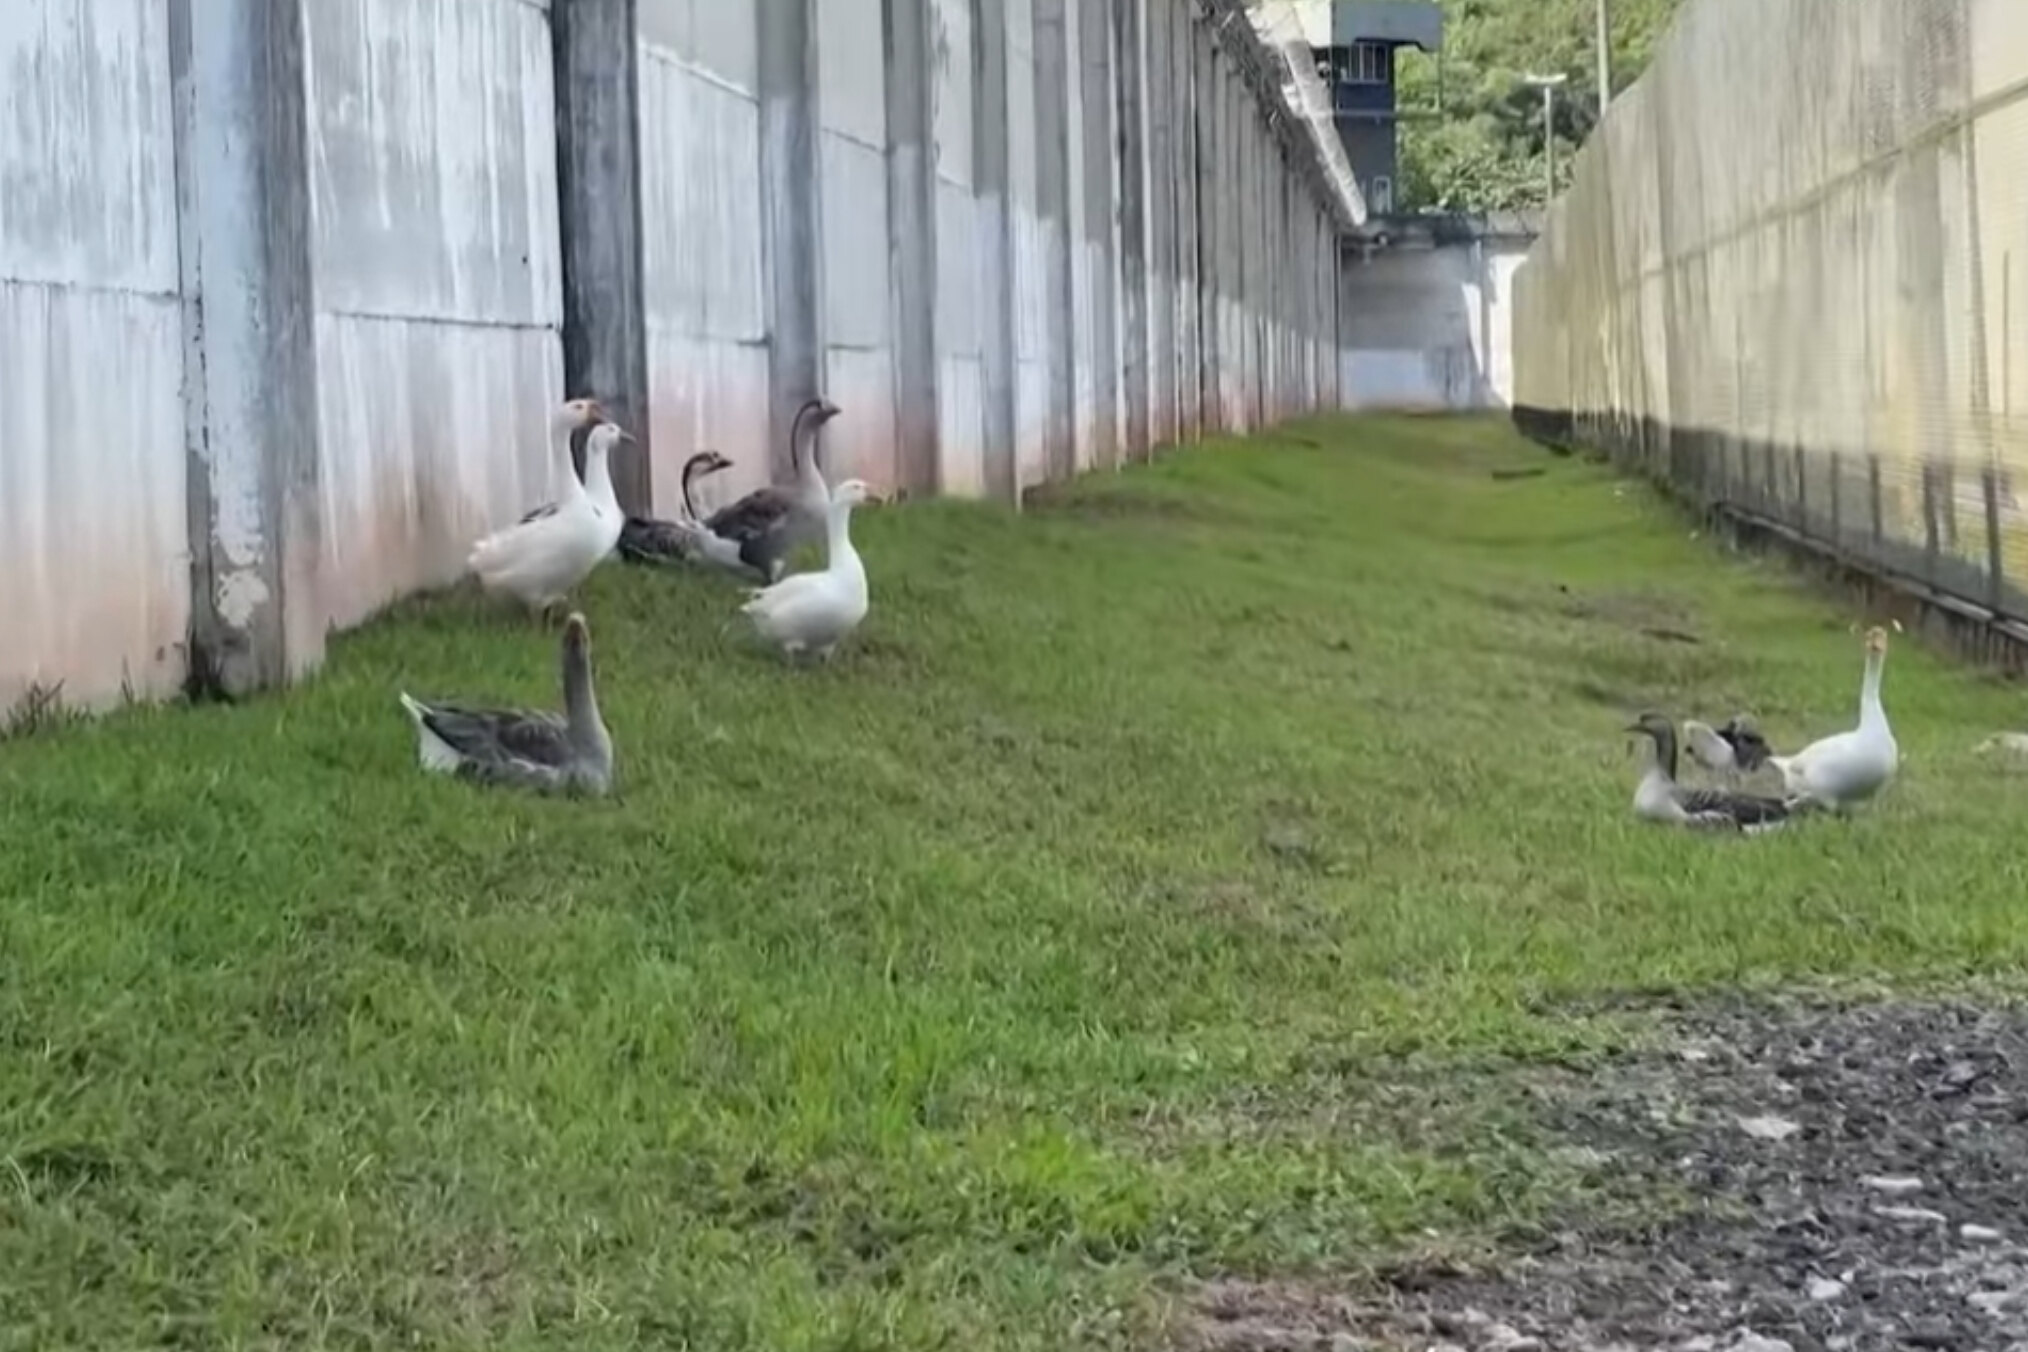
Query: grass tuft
[{"left": 3, "top": 414, "right": 2026, "bottom": 1349}]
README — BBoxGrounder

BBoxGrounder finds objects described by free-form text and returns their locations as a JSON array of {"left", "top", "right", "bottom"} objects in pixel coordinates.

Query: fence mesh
[{"left": 1512, "top": 0, "right": 2028, "bottom": 623}]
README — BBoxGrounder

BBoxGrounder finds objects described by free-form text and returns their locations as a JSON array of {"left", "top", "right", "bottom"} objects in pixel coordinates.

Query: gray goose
[
  {"left": 398, "top": 612, "right": 614, "bottom": 796},
  {"left": 1626, "top": 713, "right": 1808, "bottom": 835}
]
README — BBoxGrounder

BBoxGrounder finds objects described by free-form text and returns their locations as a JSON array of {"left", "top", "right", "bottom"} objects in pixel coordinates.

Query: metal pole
[
  {"left": 1543, "top": 83, "right": 1556, "bottom": 201},
  {"left": 1596, "top": 0, "right": 1611, "bottom": 116},
  {"left": 1523, "top": 73, "right": 1569, "bottom": 206}
]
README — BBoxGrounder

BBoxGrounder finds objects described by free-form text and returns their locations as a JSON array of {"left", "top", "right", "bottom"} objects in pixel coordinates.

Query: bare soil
[{"left": 1179, "top": 994, "right": 2028, "bottom": 1352}]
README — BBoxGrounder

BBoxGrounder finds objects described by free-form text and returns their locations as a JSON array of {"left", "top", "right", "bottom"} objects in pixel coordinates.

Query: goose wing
[
  {"left": 705, "top": 487, "right": 795, "bottom": 542},
  {"left": 1682, "top": 720, "right": 1736, "bottom": 773},
  {"left": 1676, "top": 785, "right": 1794, "bottom": 831},
  {"left": 408, "top": 697, "right": 575, "bottom": 771},
  {"left": 617, "top": 515, "right": 696, "bottom": 565},
  {"left": 518, "top": 500, "right": 564, "bottom": 525}
]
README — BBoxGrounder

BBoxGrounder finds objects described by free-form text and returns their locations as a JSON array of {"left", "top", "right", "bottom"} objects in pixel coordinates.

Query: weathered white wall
[
  {"left": 636, "top": 0, "right": 770, "bottom": 518},
  {"left": 934, "top": 0, "right": 986, "bottom": 497},
  {"left": 0, "top": 0, "right": 188, "bottom": 711},
  {"left": 304, "top": 0, "right": 566, "bottom": 634},
  {"left": 2, "top": 0, "right": 1352, "bottom": 712},
  {"left": 1339, "top": 239, "right": 1528, "bottom": 412},
  {"left": 817, "top": 0, "right": 899, "bottom": 493},
  {"left": 1008, "top": 0, "right": 1052, "bottom": 490}
]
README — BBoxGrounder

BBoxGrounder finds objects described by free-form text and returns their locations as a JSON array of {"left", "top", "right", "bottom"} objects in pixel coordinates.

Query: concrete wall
[
  {"left": 1, "top": 0, "right": 189, "bottom": 710},
  {"left": 1513, "top": 0, "right": 2028, "bottom": 621},
  {"left": 1, "top": 0, "right": 1350, "bottom": 713},
  {"left": 305, "top": 0, "right": 567, "bottom": 636},
  {"left": 1339, "top": 234, "right": 1530, "bottom": 411}
]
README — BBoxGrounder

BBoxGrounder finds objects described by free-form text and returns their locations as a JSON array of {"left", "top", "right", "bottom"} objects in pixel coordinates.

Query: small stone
[
  {"left": 1484, "top": 1324, "right": 1542, "bottom": 1351},
  {"left": 1873, "top": 1205, "right": 1950, "bottom": 1225},
  {"left": 1738, "top": 1114, "right": 1802, "bottom": 1141},
  {"left": 1725, "top": 1332, "right": 1795, "bottom": 1352},
  {"left": 1960, "top": 1223, "right": 2003, "bottom": 1243},
  {"left": 1968, "top": 1290, "right": 2013, "bottom": 1317},
  {"left": 1862, "top": 1174, "right": 1925, "bottom": 1195},
  {"left": 1808, "top": 1277, "right": 1848, "bottom": 1301}
]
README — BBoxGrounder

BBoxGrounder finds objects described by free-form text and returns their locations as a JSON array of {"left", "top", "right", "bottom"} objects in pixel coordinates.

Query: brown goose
[
  {"left": 702, "top": 397, "right": 842, "bottom": 582},
  {"left": 615, "top": 451, "right": 735, "bottom": 567}
]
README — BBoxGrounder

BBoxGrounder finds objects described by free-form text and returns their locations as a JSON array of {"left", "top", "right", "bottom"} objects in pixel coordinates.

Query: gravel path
[{"left": 1184, "top": 995, "right": 2028, "bottom": 1352}]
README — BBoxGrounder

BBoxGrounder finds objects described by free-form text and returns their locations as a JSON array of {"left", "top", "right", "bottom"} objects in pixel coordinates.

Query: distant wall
[
  {"left": 1338, "top": 226, "right": 1532, "bottom": 411},
  {"left": 0, "top": 0, "right": 1350, "bottom": 713}
]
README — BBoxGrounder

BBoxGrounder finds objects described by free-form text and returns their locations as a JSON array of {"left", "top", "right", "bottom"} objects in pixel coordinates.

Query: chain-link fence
[{"left": 1512, "top": 0, "right": 2028, "bottom": 625}]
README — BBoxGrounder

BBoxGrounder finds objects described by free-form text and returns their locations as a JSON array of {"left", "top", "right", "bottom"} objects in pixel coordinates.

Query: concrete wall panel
[
  {"left": 304, "top": 0, "right": 566, "bottom": 633},
  {"left": 0, "top": 0, "right": 187, "bottom": 709}
]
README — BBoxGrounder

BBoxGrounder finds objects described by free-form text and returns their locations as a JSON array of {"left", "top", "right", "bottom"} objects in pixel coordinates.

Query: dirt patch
[{"left": 1173, "top": 994, "right": 2028, "bottom": 1352}]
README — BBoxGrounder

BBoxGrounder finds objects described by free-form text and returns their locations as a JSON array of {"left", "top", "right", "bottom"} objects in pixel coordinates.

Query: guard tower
[{"left": 1312, "top": 1, "right": 1443, "bottom": 217}]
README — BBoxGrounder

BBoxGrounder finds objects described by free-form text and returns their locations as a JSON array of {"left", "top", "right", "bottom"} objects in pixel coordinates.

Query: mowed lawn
[{"left": 4, "top": 414, "right": 2027, "bottom": 1350}]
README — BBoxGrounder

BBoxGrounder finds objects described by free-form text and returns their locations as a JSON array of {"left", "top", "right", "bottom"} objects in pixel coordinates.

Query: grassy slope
[{"left": 3, "top": 414, "right": 2025, "bottom": 1350}]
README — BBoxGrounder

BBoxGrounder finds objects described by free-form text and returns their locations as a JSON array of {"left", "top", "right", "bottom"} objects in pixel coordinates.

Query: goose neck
[
  {"left": 1858, "top": 651, "right": 1887, "bottom": 730},
  {"left": 824, "top": 499, "right": 859, "bottom": 570},
  {"left": 1648, "top": 724, "right": 1679, "bottom": 782},
  {"left": 583, "top": 440, "right": 619, "bottom": 516}
]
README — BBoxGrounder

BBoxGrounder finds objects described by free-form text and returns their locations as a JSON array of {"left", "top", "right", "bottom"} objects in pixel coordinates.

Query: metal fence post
[{"left": 1984, "top": 464, "right": 2005, "bottom": 610}]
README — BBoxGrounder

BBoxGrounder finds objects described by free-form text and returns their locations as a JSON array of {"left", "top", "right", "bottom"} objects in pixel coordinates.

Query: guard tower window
[{"left": 1346, "top": 41, "right": 1393, "bottom": 85}]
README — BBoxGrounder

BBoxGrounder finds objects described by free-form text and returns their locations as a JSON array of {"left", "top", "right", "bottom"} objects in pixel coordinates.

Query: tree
[{"left": 1393, "top": 0, "right": 1686, "bottom": 212}]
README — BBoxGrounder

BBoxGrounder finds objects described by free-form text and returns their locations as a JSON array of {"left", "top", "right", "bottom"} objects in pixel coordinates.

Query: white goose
[
  {"left": 469, "top": 422, "right": 631, "bottom": 616},
  {"left": 1768, "top": 624, "right": 1900, "bottom": 811},
  {"left": 398, "top": 611, "right": 614, "bottom": 795},
  {"left": 515, "top": 398, "right": 612, "bottom": 522},
  {"left": 738, "top": 477, "right": 878, "bottom": 661}
]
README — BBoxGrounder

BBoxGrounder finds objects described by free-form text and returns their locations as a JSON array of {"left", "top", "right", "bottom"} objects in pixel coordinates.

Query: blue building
[{"left": 1312, "top": 1, "right": 1443, "bottom": 217}]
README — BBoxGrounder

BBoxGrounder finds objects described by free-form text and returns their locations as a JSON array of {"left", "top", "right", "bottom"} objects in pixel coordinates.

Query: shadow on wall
[{"left": 1336, "top": 225, "right": 1531, "bottom": 412}]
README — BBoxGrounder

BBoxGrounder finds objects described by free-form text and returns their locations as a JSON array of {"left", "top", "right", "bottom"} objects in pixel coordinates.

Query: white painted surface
[
  {"left": 304, "top": 0, "right": 566, "bottom": 633},
  {"left": 1339, "top": 240, "right": 1528, "bottom": 411},
  {"left": 638, "top": 6, "right": 770, "bottom": 515},
  {"left": 818, "top": 0, "right": 898, "bottom": 493},
  {"left": 3, "top": 0, "right": 1357, "bottom": 706},
  {"left": 0, "top": 0, "right": 188, "bottom": 710}
]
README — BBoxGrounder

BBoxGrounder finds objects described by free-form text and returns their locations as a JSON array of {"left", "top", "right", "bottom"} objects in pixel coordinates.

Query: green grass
[{"left": 4, "top": 413, "right": 2027, "bottom": 1350}]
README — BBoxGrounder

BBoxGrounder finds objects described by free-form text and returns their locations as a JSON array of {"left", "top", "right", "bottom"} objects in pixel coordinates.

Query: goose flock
[
  {"left": 1623, "top": 623, "right": 1902, "bottom": 835},
  {"left": 399, "top": 395, "right": 877, "bottom": 795},
  {"left": 402, "top": 394, "right": 1918, "bottom": 819}
]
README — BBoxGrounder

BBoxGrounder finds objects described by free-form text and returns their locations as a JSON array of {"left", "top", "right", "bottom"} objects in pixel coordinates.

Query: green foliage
[{"left": 1395, "top": 0, "right": 1686, "bottom": 211}]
